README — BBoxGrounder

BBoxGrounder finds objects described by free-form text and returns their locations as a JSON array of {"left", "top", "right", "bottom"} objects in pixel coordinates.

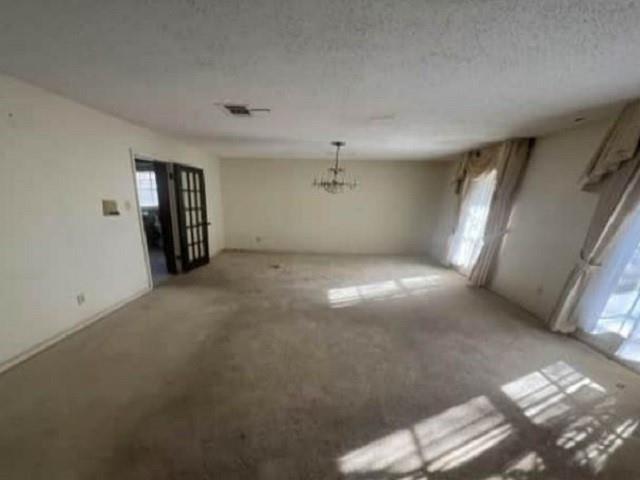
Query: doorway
[{"left": 135, "top": 159, "right": 177, "bottom": 286}]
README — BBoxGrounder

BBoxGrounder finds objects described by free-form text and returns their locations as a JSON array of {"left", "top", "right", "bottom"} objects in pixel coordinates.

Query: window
[
  {"left": 578, "top": 204, "right": 640, "bottom": 369},
  {"left": 136, "top": 170, "right": 159, "bottom": 208},
  {"left": 448, "top": 169, "right": 497, "bottom": 275}
]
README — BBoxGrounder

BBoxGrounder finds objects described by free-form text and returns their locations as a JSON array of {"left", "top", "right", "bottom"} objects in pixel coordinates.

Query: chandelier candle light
[{"left": 313, "top": 141, "right": 359, "bottom": 194}]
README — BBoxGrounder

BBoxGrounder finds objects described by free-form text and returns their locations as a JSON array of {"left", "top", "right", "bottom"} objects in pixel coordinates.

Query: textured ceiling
[{"left": 1, "top": 0, "right": 639, "bottom": 160}]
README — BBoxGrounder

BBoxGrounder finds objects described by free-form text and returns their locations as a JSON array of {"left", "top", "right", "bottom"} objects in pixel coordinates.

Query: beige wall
[
  {"left": 220, "top": 158, "right": 453, "bottom": 256},
  {"left": 490, "top": 118, "right": 614, "bottom": 320},
  {"left": 430, "top": 159, "right": 460, "bottom": 264},
  {"left": 0, "top": 71, "right": 618, "bottom": 368},
  {"left": 0, "top": 74, "right": 224, "bottom": 367}
]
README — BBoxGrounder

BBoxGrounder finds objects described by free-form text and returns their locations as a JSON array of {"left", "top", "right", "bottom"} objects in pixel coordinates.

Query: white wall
[
  {"left": 490, "top": 118, "right": 614, "bottom": 320},
  {"left": 221, "top": 158, "right": 453, "bottom": 256},
  {"left": 0, "top": 74, "right": 224, "bottom": 367}
]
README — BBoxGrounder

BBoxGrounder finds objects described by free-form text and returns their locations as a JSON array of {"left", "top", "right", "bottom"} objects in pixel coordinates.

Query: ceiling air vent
[
  {"left": 224, "top": 104, "right": 252, "bottom": 116},
  {"left": 218, "top": 103, "right": 271, "bottom": 117}
]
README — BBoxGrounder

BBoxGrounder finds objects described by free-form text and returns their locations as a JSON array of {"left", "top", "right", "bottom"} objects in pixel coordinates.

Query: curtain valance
[
  {"left": 580, "top": 100, "right": 640, "bottom": 190},
  {"left": 453, "top": 144, "right": 503, "bottom": 194}
]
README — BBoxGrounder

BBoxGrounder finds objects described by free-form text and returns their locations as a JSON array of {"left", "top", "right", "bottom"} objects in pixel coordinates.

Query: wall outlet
[{"left": 76, "top": 293, "right": 85, "bottom": 306}]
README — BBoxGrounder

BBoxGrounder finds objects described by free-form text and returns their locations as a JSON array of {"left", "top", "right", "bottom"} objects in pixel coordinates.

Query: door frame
[
  {"left": 130, "top": 150, "right": 155, "bottom": 289},
  {"left": 129, "top": 150, "right": 212, "bottom": 286},
  {"left": 129, "top": 150, "right": 183, "bottom": 288}
]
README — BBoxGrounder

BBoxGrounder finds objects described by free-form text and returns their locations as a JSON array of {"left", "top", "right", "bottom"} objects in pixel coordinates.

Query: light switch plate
[{"left": 102, "top": 199, "right": 120, "bottom": 216}]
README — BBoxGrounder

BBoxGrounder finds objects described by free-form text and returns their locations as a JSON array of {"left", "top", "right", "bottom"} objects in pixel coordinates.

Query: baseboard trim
[
  {"left": 0, "top": 287, "right": 151, "bottom": 376},
  {"left": 221, "top": 247, "right": 428, "bottom": 257}
]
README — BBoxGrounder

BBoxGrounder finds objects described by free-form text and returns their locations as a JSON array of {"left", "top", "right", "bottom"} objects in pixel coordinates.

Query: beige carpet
[{"left": 0, "top": 251, "right": 639, "bottom": 479}]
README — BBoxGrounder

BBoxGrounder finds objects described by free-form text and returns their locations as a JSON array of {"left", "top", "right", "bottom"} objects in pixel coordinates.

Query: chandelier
[{"left": 313, "top": 141, "right": 359, "bottom": 194}]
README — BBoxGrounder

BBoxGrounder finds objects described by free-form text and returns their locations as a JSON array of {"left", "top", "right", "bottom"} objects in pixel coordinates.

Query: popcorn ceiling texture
[{"left": 0, "top": 0, "right": 639, "bottom": 159}]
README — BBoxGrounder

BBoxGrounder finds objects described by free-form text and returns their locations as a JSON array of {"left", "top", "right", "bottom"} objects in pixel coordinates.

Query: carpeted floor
[{"left": 0, "top": 251, "right": 639, "bottom": 479}]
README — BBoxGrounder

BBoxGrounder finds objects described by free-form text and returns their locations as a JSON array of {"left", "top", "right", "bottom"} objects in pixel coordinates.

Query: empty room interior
[{"left": 4, "top": 1, "right": 640, "bottom": 479}]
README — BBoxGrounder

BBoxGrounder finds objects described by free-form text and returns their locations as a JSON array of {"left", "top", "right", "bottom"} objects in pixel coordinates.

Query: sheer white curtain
[
  {"left": 448, "top": 170, "right": 497, "bottom": 276},
  {"left": 577, "top": 202, "right": 640, "bottom": 366},
  {"left": 549, "top": 101, "right": 640, "bottom": 333}
]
